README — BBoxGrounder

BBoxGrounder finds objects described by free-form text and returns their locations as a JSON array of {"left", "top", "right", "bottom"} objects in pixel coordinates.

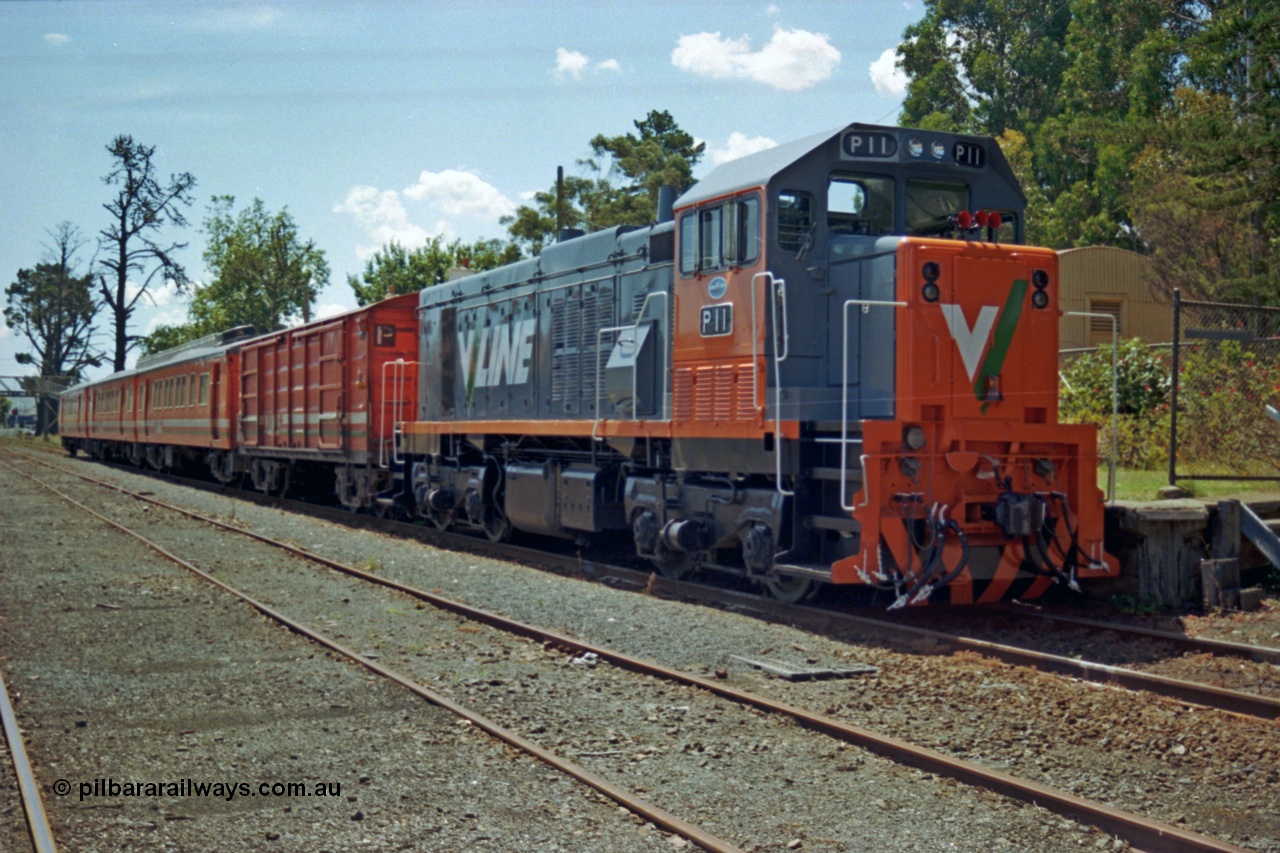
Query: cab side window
[
  {"left": 678, "top": 195, "right": 760, "bottom": 275},
  {"left": 828, "top": 174, "right": 894, "bottom": 236},
  {"left": 777, "top": 191, "right": 813, "bottom": 251}
]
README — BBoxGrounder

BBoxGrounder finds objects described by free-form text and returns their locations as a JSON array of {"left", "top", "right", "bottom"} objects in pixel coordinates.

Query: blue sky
[{"left": 0, "top": 0, "right": 922, "bottom": 386}]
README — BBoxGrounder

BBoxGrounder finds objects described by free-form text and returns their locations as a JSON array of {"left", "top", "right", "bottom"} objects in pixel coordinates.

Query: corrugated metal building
[{"left": 1058, "top": 246, "right": 1172, "bottom": 353}]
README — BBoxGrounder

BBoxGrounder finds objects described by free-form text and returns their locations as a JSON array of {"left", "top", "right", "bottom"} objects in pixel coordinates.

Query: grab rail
[{"left": 380, "top": 359, "right": 417, "bottom": 468}]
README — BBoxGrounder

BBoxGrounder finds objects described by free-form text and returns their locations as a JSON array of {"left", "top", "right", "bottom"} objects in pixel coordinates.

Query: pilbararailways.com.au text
[{"left": 55, "top": 778, "right": 342, "bottom": 802}]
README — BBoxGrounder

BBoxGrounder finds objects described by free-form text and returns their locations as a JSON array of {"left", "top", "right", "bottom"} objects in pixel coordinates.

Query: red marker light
[
  {"left": 975, "top": 210, "right": 989, "bottom": 228},
  {"left": 956, "top": 210, "right": 972, "bottom": 229},
  {"left": 988, "top": 211, "right": 1003, "bottom": 230}
]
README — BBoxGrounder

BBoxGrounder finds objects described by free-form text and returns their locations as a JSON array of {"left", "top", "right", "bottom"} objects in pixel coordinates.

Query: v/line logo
[
  {"left": 937, "top": 279, "right": 1029, "bottom": 405},
  {"left": 939, "top": 304, "right": 997, "bottom": 381},
  {"left": 458, "top": 318, "right": 537, "bottom": 389}
]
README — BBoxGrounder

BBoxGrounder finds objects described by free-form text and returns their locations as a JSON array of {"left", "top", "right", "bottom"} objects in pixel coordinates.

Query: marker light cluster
[
  {"left": 921, "top": 260, "right": 941, "bottom": 302},
  {"left": 1031, "top": 268, "right": 1050, "bottom": 309}
]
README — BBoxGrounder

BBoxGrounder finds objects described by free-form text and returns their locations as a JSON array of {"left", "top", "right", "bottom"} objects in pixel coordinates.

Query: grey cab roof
[
  {"left": 675, "top": 126, "right": 837, "bottom": 209},
  {"left": 674, "top": 122, "right": 1021, "bottom": 209}
]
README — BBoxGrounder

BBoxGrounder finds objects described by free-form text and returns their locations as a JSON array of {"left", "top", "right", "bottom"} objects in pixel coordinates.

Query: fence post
[{"left": 1168, "top": 288, "right": 1181, "bottom": 488}]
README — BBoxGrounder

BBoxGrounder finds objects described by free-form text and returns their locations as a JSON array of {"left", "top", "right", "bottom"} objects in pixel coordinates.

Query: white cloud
[
  {"left": 671, "top": 27, "right": 840, "bottom": 91},
  {"left": 125, "top": 277, "right": 186, "bottom": 309},
  {"left": 314, "top": 302, "right": 352, "bottom": 320},
  {"left": 145, "top": 306, "right": 191, "bottom": 334},
  {"left": 555, "top": 48, "right": 622, "bottom": 79},
  {"left": 189, "top": 5, "right": 283, "bottom": 31},
  {"left": 555, "top": 48, "right": 590, "bottom": 79},
  {"left": 336, "top": 169, "right": 515, "bottom": 260},
  {"left": 402, "top": 169, "right": 516, "bottom": 219},
  {"left": 333, "top": 186, "right": 431, "bottom": 259},
  {"left": 43, "top": 33, "right": 70, "bottom": 46},
  {"left": 869, "top": 47, "right": 909, "bottom": 95},
  {"left": 708, "top": 132, "right": 778, "bottom": 167}
]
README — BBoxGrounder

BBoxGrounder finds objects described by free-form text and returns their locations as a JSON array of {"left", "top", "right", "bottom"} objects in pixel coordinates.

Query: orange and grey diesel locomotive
[{"left": 396, "top": 121, "right": 1119, "bottom": 605}]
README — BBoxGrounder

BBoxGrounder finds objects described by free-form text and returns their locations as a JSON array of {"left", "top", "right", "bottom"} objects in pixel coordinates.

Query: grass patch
[{"left": 1101, "top": 465, "right": 1280, "bottom": 502}]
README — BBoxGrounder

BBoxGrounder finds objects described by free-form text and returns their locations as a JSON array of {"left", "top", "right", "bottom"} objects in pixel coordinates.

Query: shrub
[{"left": 1061, "top": 339, "right": 1171, "bottom": 470}]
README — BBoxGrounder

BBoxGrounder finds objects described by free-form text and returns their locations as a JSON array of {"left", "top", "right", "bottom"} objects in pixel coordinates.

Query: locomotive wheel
[
  {"left": 762, "top": 573, "right": 817, "bottom": 603},
  {"left": 649, "top": 542, "right": 697, "bottom": 580}
]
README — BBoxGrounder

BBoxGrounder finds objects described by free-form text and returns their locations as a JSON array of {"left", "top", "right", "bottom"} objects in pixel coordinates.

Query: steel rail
[
  {"left": 0, "top": 459, "right": 744, "bottom": 853},
  {"left": 0, "top": 662, "right": 57, "bottom": 853},
  {"left": 989, "top": 603, "right": 1280, "bottom": 666},
  {"left": 8, "top": 455, "right": 1254, "bottom": 853}
]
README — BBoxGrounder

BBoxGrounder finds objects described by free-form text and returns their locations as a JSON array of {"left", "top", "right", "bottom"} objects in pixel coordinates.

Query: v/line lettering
[{"left": 458, "top": 318, "right": 537, "bottom": 388}]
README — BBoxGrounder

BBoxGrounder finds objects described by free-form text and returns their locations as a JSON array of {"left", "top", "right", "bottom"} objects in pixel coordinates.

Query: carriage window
[
  {"left": 906, "top": 179, "right": 970, "bottom": 236},
  {"left": 828, "top": 175, "right": 894, "bottom": 236},
  {"left": 777, "top": 191, "right": 813, "bottom": 251},
  {"left": 198, "top": 373, "right": 210, "bottom": 406}
]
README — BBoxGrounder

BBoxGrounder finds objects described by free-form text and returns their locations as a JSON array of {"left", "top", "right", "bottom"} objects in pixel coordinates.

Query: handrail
[
  {"left": 749, "top": 272, "right": 771, "bottom": 419},
  {"left": 770, "top": 276, "right": 793, "bottom": 496},
  {"left": 592, "top": 291, "right": 670, "bottom": 442},
  {"left": 379, "top": 359, "right": 417, "bottom": 469},
  {"left": 841, "top": 299, "right": 908, "bottom": 511}
]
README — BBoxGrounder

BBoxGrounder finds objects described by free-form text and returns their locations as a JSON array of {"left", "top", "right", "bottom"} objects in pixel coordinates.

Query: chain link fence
[{"left": 1170, "top": 291, "right": 1280, "bottom": 483}]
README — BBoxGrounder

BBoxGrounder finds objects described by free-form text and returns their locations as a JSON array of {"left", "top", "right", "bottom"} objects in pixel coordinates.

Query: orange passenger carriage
[{"left": 60, "top": 329, "right": 243, "bottom": 471}]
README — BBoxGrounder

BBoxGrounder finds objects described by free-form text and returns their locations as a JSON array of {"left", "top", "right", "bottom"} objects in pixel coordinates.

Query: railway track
[
  {"left": 20, "top": 448, "right": 1280, "bottom": 724},
  {"left": 0, "top": 456, "right": 745, "bottom": 853},
  {"left": 0, "top": 660, "right": 56, "bottom": 853},
  {"left": 1, "top": 450, "right": 1261, "bottom": 853}
]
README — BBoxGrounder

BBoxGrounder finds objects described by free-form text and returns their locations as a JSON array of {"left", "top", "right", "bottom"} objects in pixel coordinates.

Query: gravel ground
[
  {"left": 0, "top": 460, "right": 681, "bottom": 852},
  {"left": 5, "top": 449, "right": 1279, "bottom": 851}
]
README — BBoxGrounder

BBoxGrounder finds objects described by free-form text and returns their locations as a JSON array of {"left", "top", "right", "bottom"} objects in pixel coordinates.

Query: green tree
[
  {"left": 198, "top": 195, "right": 329, "bottom": 331},
  {"left": 898, "top": 0, "right": 1073, "bottom": 136},
  {"left": 504, "top": 110, "right": 703, "bottom": 253},
  {"left": 348, "top": 237, "right": 521, "bottom": 306},
  {"left": 97, "top": 135, "right": 196, "bottom": 371},
  {"left": 5, "top": 223, "right": 103, "bottom": 434},
  {"left": 142, "top": 196, "right": 330, "bottom": 354},
  {"left": 1136, "top": 1, "right": 1274, "bottom": 300}
]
